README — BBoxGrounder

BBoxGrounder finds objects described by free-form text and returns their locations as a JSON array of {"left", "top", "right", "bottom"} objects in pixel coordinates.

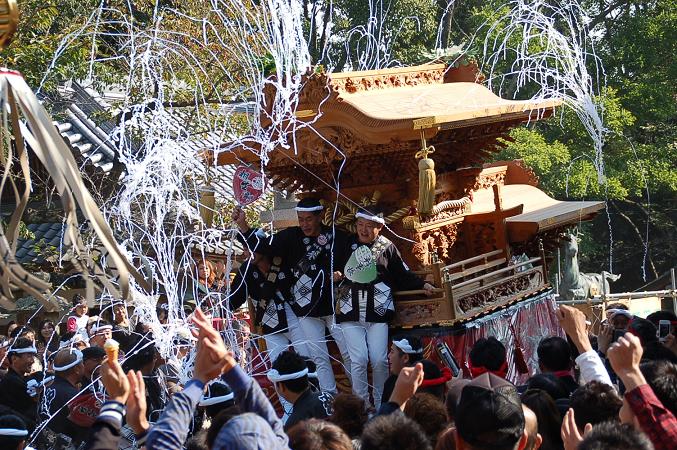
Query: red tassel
[{"left": 510, "top": 324, "right": 529, "bottom": 374}]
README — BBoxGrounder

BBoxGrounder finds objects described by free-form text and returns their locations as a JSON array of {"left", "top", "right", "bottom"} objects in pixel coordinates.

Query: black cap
[{"left": 455, "top": 373, "right": 525, "bottom": 449}]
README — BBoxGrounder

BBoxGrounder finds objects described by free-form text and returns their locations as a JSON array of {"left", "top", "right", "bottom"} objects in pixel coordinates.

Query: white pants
[
  {"left": 342, "top": 321, "right": 389, "bottom": 408},
  {"left": 298, "top": 315, "right": 352, "bottom": 393},
  {"left": 263, "top": 303, "right": 311, "bottom": 364}
]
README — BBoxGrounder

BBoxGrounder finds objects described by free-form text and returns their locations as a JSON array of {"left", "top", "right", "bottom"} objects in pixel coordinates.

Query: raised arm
[
  {"left": 557, "top": 305, "right": 612, "bottom": 386},
  {"left": 146, "top": 309, "right": 234, "bottom": 450}
]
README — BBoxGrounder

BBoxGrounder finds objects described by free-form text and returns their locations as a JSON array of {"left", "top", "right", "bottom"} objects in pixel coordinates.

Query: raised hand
[
  {"left": 556, "top": 305, "right": 592, "bottom": 353},
  {"left": 607, "top": 332, "right": 646, "bottom": 391},
  {"left": 126, "top": 370, "right": 149, "bottom": 435},
  {"left": 231, "top": 207, "right": 249, "bottom": 232},
  {"left": 597, "top": 323, "right": 613, "bottom": 355},
  {"left": 101, "top": 357, "right": 130, "bottom": 404},
  {"left": 389, "top": 362, "right": 424, "bottom": 409},
  {"left": 561, "top": 408, "right": 592, "bottom": 450},
  {"left": 190, "top": 308, "right": 237, "bottom": 380}
]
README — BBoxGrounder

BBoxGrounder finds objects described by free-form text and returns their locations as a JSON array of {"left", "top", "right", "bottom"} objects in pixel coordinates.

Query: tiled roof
[
  {"left": 14, "top": 294, "right": 70, "bottom": 312},
  {"left": 54, "top": 81, "right": 120, "bottom": 173},
  {"left": 14, "top": 223, "right": 64, "bottom": 265}
]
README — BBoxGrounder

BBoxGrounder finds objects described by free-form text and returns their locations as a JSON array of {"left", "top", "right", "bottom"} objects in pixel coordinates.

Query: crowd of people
[{"left": 0, "top": 199, "right": 675, "bottom": 450}]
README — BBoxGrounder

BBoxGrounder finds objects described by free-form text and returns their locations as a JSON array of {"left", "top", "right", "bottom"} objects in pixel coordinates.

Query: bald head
[{"left": 522, "top": 405, "right": 542, "bottom": 450}]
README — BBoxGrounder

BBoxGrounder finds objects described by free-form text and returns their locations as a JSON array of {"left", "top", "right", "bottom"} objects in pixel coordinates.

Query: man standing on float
[
  {"left": 232, "top": 198, "right": 352, "bottom": 394},
  {"left": 336, "top": 206, "right": 434, "bottom": 408}
]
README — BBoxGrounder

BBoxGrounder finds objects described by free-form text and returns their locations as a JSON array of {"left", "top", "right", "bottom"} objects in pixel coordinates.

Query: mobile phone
[
  {"left": 612, "top": 329, "right": 626, "bottom": 343},
  {"left": 658, "top": 320, "right": 671, "bottom": 342},
  {"left": 436, "top": 341, "right": 460, "bottom": 377}
]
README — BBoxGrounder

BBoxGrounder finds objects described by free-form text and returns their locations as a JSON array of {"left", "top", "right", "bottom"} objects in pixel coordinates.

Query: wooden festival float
[{"left": 217, "top": 61, "right": 605, "bottom": 382}]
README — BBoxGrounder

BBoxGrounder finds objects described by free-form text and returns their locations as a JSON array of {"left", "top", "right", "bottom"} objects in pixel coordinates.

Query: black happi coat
[
  {"left": 283, "top": 388, "right": 334, "bottom": 431},
  {"left": 335, "top": 235, "right": 424, "bottom": 323},
  {"left": 246, "top": 225, "right": 351, "bottom": 318},
  {"left": 0, "top": 368, "right": 37, "bottom": 422},
  {"left": 228, "top": 259, "right": 291, "bottom": 334}
]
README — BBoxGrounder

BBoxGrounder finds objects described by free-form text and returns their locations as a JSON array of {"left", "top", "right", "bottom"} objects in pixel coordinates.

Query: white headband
[
  {"left": 267, "top": 368, "right": 309, "bottom": 382},
  {"left": 60, "top": 334, "right": 87, "bottom": 349},
  {"left": 10, "top": 345, "right": 37, "bottom": 355},
  {"left": 607, "top": 309, "right": 633, "bottom": 319},
  {"left": 199, "top": 392, "right": 235, "bottom": 406},
  {"left": 0, "top": 428, "right": 28, "bottom": 437},
  {"left": 53, "top": 349, "right": 83, "bottom": 372},
  {"left": 307, "top": 371, "right": 318, "bottom": 379},
  {"left": 355, "top": 212, "right": 385, "bottom": 225},
  {"left": 90, "top": 325, "right": 113, "bottom": 335},
  {"left": 392, "top": 339, "right": 422, "bottom": 355},
  {"left": 295, "top": 205, "right": 323, "bottom": 212}
]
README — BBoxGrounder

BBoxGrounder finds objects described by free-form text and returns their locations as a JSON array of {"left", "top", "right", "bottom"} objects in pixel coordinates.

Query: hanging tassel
[
  {"left": 510, "top": 323, "right": 530, "bottom": 374},
  {"left": 415, "top": 131, "right": 436, "bottom": 215}
]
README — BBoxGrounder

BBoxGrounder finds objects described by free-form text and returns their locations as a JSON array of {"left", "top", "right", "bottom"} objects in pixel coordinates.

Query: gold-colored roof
[
  {"left": 337, "top": 81, "right": 560, "bottom": 127},
  {"left": 217, "top": 63, "right": 562, "bottom": 167}
]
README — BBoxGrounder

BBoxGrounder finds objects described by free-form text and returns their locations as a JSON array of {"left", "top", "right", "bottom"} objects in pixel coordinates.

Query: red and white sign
[{"left": 233, "top": 166, "right": 265, "bottom": 206}]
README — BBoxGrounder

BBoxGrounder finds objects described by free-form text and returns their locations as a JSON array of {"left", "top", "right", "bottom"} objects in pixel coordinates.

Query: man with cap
[
  {"left": 454, "top": 372, "right": 528, "bottom": 450},
  {"left": 0, "top": 338, "right": 38, "bottom": 424},
  {"left": 598, "top": 307, "right": 634, "bottom": 357},
  {"left": 382, "top": 335, "right": 424, "bottom": 404},
  {"left": 233, "top": 197, "right": 353, "bottom": 394},
  {"left": 229, "top": 228, "right": 310, "bottom": 367},
  {"left": 43, "top": 348, "right": 88, "bottom": 444},
  {"left": 336, "top": 206, "right": 434, "bottom": 408}
]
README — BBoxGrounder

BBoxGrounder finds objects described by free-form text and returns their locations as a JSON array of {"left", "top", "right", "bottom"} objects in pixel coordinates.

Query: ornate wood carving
[
  {"left": 394, "top": 299, "right": 447, "bottom": 327},
  {"left": 331, "top": 65, "right": 445, "bottom": 95},
  {"left": 408, "top": 222, "right": 462, "bottom": 266},
  {"left": 456, "top": 267, "right": 546, "bottom": 313}
]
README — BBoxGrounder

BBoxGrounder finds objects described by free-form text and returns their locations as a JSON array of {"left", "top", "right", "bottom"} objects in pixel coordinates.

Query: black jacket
[
  {"left": 0, "top": 368, "right": 37, "bottom": 422},
  {"left": 335, "top": 235, "right": 424, "bottom": 323},
  {"left": 284, "top": 388, "right": 334, "bottom": 431},
  {"left": 83, "top": 415, "right": 122, "bottom": 450},
  {"left": 43, "top": 376, "right": 89, "bottom": 442},
  {"left": 229, "top": 260, "right": 291, "bottom": 334},
  {"left": 249, "top": 225, "right": 351, "bottom": 317}
]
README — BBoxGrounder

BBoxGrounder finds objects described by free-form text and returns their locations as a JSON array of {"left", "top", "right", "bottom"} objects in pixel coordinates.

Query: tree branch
[
  {"left": 611, "top": 200, "right": 658, "bottom": 279},
  {"left": 588, "top": 0, "right": 633, "bottom": 29}
]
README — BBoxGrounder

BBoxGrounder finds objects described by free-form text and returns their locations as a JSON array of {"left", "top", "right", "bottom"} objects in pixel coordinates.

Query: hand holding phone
[{"left": 657, "top": 320, "right": 671, "bottom": 342}]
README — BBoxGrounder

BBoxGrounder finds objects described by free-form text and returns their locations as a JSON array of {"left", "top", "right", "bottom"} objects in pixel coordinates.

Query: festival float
[{"left": 217, "top": 61, "right": 605, "bottom": 383}]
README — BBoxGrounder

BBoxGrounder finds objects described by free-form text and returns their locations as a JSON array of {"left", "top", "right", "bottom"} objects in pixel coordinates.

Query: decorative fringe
[
  {"left": 199, "top": 185, "right": 216, "bottom": 227},
  {"left": 416, "top": 143, "right": 436, "bottom": 215}
]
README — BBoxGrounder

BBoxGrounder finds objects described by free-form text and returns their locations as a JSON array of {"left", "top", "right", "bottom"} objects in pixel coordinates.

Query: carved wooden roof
[
  {"left": 216, "top": 63, "right": 562, "bottom": 194},
  {"left": 472, "top": 183, "right": 605, "bottom": 242}
]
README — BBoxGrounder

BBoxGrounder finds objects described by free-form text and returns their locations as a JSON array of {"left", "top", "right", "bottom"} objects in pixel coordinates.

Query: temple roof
[
  {"left": 217, "top": 63, "right": 561, "bottom": 171},
  {"left": 325, "top": 81, "right": 559, "bottom": 126}
]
